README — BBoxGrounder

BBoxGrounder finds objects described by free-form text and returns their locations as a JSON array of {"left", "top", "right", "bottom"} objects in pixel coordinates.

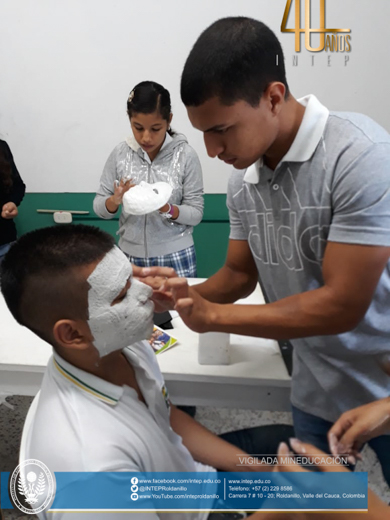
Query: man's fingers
[
  {"left": 174, "top": 298, "right": 194, "bottom": 315},
  {"left": 275, "top": 442, "right": 303, "bottom": 473},
  {"left": 161, "top": 277, "right": 190, "bottom": 301},
  {"left": 151, "top": 293, "right": 175, "bottom": 313},
  {"left": 289, "top": 439, "right": 348, "bottom": 472},
  {"left": 152, "top": 291, "right": 173, "bottom": 302},
  {"left": 331, "top": 429, "right": 358, "bottom": 456},
  {"left": 133, "top": 265, "right": 178, "bottom": 279},
  {"left": 328, "top": 415, "right": 353, "bottom": 454},
  {"left": 171, "top": 281, "right": 190, "bottom": 302},
  {"left": 329, "top": 421, "right": 363, "bottom": 463},
  {"left": 139, "top": 276, "right": 173, "bottom": 290},
  {"left": 328, "top": 431, "right": 356, "bottom": 458},
  {"left": 338, "top": 420, "right": 378, "bottom": 457}
]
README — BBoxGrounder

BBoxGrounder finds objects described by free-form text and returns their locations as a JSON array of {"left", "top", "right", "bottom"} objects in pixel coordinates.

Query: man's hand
[
  {"left": 268, "top": 439, "right": 388, "bottom": 520},
  {"left": 328, "top": 398, "right": 390, "bottom": 459},
  {"left": 1, "top": 202, "right": 18, "bottom": 219},
  {"left": 159, "top": 277, "right": 216, "bottom": 333},
  {"left": 276, "top": 439, "right": 348, "bottom": 474},
  {"left": 248, "top": 441, "right": 345, "bottom": 520},
  {"left": 132, "top": 265, "right": 178, "bottom": 313}
]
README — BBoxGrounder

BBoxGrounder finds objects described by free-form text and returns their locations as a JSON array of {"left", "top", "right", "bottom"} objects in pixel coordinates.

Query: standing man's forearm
[
  {"left": 193, "top": 264, "right": 257, "bottom": 303},
  {"left": 192, "top": 239, "right": 259, "bottom": 303}
]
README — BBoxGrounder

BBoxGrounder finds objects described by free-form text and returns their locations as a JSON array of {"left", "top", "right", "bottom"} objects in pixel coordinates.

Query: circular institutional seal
[{"left": 9, "top": 459, "right": 56, "bottom": 515}]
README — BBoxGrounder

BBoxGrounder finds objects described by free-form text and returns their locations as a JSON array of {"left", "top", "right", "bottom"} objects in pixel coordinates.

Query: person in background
[
  {"left": 0, "top": 139, "right": 25, "bottom": 264},
  {"left": 93, "top": 81, "right": 204, "bottom": 277}
]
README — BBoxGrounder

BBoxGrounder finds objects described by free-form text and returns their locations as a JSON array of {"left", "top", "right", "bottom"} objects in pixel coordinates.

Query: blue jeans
[
  {"left": 292, "top": 405, "right": 390, "bottom": 486},
  {"left": 210, "top": 424, "right": 294, "bottom": 515},
  {"left": 218, "top": 423, "right": 295, "bottom": 467}
]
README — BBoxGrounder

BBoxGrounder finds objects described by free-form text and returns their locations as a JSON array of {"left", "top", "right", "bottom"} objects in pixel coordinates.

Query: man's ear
[
  {"left": 264, "top": 82, "right": 286, "bottom": 115},
  {"left": 53, "top": 320, "right": 93, "bottom": 351},
  {"left": 168, "top": 113, "right": 173, "bottom": 125}
]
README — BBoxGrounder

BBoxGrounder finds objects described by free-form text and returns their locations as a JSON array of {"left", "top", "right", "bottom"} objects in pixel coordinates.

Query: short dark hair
[
  {"left": 0, "top": 224, "right": 114, "bottom": 345},
  {"left": 127, "top": 81, "right": 174, "bottom": 136},
  {"left": 181, "top": 17, "right": 289, "bottom": 107}
]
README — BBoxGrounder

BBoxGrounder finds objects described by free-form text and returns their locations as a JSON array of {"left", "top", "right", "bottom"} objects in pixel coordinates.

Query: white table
[{"left": 0, "top": 280, "right": 291, "bottom": 410}]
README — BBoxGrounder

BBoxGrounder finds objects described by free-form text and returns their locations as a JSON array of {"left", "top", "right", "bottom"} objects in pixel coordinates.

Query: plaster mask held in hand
[
  {"left": 122, "top": 181, "right": 172, "bottom": 215},
  {"left": 87, "top": 246, "right": 154, "bottom": 357}
]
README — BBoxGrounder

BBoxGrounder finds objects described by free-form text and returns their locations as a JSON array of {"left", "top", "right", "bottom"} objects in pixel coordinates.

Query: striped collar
[
  {"left": 244, "top": 94, "right": 329, "bottom": 184},
  {"left": 53, "top": 352, "right": 124, "bottom": 406}
]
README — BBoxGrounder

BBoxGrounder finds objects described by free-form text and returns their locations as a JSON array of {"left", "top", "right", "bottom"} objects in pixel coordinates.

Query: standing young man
[{"left": 153, "top": 17, "right": 390, "bottom": 484}]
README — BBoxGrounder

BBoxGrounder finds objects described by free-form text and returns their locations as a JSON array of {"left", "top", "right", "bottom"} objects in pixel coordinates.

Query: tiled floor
[
  {"left": 1, "top": 396, "right": 38, "bottom": 520},
  {"left": 1, "top": 397, "right": 389, "bottom": 519}
]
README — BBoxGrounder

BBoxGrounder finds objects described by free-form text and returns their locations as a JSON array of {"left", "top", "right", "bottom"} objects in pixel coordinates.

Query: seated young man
[{"left": 0, "top": 224, "right": 293, "bottom": 520}]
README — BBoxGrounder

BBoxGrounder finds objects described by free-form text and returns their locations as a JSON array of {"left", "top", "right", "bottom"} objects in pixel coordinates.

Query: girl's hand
[
  {"left": 112, "top": 178, "right": 135, "bottom": 205},
  {"left": 1, "top": 202, "right": 18, "bottom": 219},
  {"left": 159, "top": 203, "right": 170, "bottom": 212}
]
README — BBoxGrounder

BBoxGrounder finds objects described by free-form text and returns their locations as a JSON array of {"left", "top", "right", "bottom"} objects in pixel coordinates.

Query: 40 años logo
[
  {"left": 9, "top": 459, "right": 56, "bottom": 514},
  {"left": 281, "top": 0, "right": 351, "bottom": 52}
]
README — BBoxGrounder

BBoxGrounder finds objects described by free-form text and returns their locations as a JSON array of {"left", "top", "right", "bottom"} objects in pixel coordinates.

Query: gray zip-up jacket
[{"left": 93, "top": 133, "right": 204, "bottom": 257}]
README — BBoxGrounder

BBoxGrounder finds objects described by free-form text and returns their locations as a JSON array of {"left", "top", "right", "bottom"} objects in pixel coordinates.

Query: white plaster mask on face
[
  {"left": 87, "top": 247, "right": 154, "bottom": 357},
  {"left": 122, "top": 181, "right": 173, "bottom": 215}
]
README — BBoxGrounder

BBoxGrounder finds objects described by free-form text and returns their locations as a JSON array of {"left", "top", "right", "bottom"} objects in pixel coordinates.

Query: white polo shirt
[{"left": 24, "top": 341, "right": 213, "bottom": 520}]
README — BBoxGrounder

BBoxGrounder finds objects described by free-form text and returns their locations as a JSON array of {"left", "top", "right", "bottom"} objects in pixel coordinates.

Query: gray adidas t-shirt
[{"left": 227, "top": 95, "right": 390, "bottom": 423}]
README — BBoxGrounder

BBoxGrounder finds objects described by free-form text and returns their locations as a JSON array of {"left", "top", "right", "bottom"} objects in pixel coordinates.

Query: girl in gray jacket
[{"left": 93, "top": 81, "right": 204, "bottom": 276}]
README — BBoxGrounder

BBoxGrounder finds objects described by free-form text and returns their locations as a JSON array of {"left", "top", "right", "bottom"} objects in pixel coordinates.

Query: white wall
[{"left": 0, "top": 0, "right": 389, "bottom": 193}]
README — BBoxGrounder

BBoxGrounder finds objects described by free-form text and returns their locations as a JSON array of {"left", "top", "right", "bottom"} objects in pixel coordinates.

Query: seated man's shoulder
[
  {"left": 23, "top": 346, "right": 173, "bottom": 472},
  {"left": 25, "top": 387, "right": 145, "bottom": 472}
]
